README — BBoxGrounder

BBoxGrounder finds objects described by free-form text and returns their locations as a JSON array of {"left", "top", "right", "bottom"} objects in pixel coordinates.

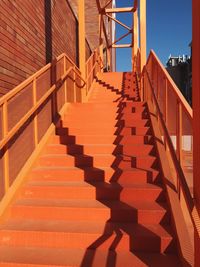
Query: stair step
[
  {"left": 49, "top": 135, "right": 154, "bottom": 145},
  {"left": 21, "top": 181, "right": 165, "bottom": 202},
  {"left": 28, "top": 166, "right": 161, "bottom": 183},
  {"left": 44, "top": 143, "right": 155, "bottom": 156},
  {"left": 10, "top": 198, "right": 168, "bottom": 224},
  {"left": 0, "top": 247, "right": 181, "bottom": 267},
  {"left": 36, "top": 154, "right": 159, "bottom": 169},
  {"left": 0, "top": 221, "right": 174, "bottom": 253}
]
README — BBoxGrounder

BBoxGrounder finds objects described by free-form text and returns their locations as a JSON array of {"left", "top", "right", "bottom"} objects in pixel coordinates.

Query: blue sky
[{"left": 115, "top": 0, "right": 192, "bottom": 71}]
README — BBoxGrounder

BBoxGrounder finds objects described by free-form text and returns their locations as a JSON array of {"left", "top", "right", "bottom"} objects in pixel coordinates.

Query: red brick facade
[{"left": 0, "top": 0, "right": 91, "bottom": 96}]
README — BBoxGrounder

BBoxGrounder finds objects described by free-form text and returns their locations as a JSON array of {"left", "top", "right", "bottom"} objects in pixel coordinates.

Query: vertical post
[
  {"left": 99, "top": 43, "right": 104, "bottom": 72},
  {"left": 63, "top": 56, "right": 67, "bottom": 102},
  {"left": 33, "top": 78, "right": 38, "bottom": 147},
  {"left": 78, "top": 0, "right": 86, "bottom": 79},
  {"left": 176, "top": 101, "right": 183, "bottom": 165},
  {"left": 133, "top": 7, "right": 138, "bottom": 71},
  {"left": 73, "top": 69, "right": 76, "bottom": 103},
  {"left": 193, "top": 0, "right": 200, "bottom": 265},
  {"left": 140, "top": 0, "right": 146, "bottom": 72},
  {"left": 2, "top": 101, "right": 9, "bottom": 192}
]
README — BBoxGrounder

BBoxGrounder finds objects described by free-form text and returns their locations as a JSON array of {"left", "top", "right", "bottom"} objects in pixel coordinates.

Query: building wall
[{"left": 0, "top": 0, "right": 91, "bottom": 97}]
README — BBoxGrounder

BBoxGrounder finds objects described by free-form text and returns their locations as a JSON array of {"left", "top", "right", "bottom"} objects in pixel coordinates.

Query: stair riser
[
  {"left": 29, "top": 168, "right": 160, "bottom": 184},
  {"left": 57, "top": 128, "right": 116, "bottom": 136},
  {"left": 20, "top": 186, "right": 164, "bottom": 202},
  {"left": 114, "top": 127, "right": 152, "bottom": 136},
  {"left": 10, "top": 206, "right": 167, "bottom": 224},
  {"left": 44, "top": 144, "right": 155, "bottom": 157},
  {"left": 36, "top": 156, "right": 158, "bottom": 169},
  {"left": 0, "top": 230, "right": 173, "bottom": 253},
  {"left": 28, "top": 169, "right": 85, "bottom": 181}
]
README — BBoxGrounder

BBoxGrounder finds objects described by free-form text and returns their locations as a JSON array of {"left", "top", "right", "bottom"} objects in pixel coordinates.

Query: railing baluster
[
  {"left": 64, "top": 56, "right": 67, "bottom": 102},
  {"left": 73, "top": 68, "right": 76, "bottom": 102},
  {"left": 177, "top": 100, "right": 183, "bottom": 164},
  {"left": 176, "top": 100, "right": 183, "bottom": 197},
  {"left": 33, "top": 78, "right": 38, "bottom": 147},
  {"left": 164, "top": 78, "right": 168, "bottom": 150},
  {"left": 2, "top": 101, "right": 9, "bottom": 192}
]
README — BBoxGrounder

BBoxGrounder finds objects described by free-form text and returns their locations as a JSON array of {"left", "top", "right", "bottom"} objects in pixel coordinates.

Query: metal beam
[
  {"left": 140, "top": 0, "right": 146, "bottom": 71},
  {"left": 193, "top": 0, "right": 200, "bottom": 266},
  {"left": 110, "top": 31, "right": 132, "bottom": 48},
  {"left": 112, "top": 44, "right": 132, "bottom": 48},
  {"left": 78, "top": 0, "right": 86, "bottom": 78},
  {"left": 102, "top": 0, "right": 112, "bottom": 10},
  {"left": 105, "top": 7, "right": 134, "bottom": 13},
  {"left": 105, "top": 13, "right": 132, "bottom": 31}
]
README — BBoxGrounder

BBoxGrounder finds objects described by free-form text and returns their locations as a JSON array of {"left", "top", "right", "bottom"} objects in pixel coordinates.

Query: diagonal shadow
[{"left": 54, "top": 72, "right": 183, "bottom": 266}]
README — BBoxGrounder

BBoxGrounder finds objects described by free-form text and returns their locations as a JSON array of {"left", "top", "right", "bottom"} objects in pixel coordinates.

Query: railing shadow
[{"left": 52, "top": 72, "right": 183, "bottom": 266}]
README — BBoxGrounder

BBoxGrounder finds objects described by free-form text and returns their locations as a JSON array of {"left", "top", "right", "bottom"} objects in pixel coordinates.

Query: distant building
[{"left": 166, "top": 45, "right": 192, "bottom": 105}]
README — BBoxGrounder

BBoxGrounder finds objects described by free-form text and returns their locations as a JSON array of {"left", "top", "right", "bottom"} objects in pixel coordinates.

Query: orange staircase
[{"left": 0, "top": 72, "right": 182, "bottom": 266}]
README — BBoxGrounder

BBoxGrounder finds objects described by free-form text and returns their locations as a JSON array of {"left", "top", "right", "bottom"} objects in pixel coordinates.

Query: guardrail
[
  {"left": 0, "top": 49, "right": 102, "bottom": 200},
  {"left": 137, "top": 49, "right": 199, "bottom": 255}
]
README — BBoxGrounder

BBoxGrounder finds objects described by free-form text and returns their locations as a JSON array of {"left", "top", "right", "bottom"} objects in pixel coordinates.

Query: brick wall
[{"left": 0, "top": 0, "right": 91, "bottom": 96}]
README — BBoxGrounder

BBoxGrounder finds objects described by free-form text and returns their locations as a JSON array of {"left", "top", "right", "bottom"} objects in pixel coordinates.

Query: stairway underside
[{"left": 0, "top": 72, "right": 182, "bottom": 266}]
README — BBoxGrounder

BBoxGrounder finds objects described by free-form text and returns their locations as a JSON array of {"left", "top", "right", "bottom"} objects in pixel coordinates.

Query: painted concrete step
[
  {"left": 36, "top": 154, "right": 159, "bottom": 169},
  {"left": 21, "top": 181, "right": 165, "bottom": 202},
  {"left": 44, "top": 143, "right": 155, "bottom": 156},
  {"left": 0, "top": 222, "right": 174, "bottom": 253},
  {"left": 49, "top": 135, "right": 155, "bottom": 145},
  {"left": 28, "top": 166, "right": 161, "bottom": 184},
  {"left": 0, "top": 247, "right": 182, "bottom": 267},
  {"left": 56, "top": 126, "right": 152, "bottom": 136},
  {"left": 11, "top": 198, "right": 168, "bottom": 224}
]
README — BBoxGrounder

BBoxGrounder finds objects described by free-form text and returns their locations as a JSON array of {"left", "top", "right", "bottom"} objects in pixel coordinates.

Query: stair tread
[
  {"left": 0, "top": 222, "right": 173, "bottom": 242},
  {"left": 14, "top": 198, "right": 166, "bottom": 210},
  {"left": 1, "top": 219, "right": 170, "bottom": 234},
  {"left": 0, "top": 247, "right": 181, "bottom": 267},
  {"left": 26, "top": 180, "right": 163, "bottom": 190}
]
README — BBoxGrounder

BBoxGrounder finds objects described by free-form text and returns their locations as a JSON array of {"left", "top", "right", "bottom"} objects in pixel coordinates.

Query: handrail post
[
  {"left": 78, "top": 0, "right": 86, "bottom": 79},
  {"left": 2, "top": 101, "right": 9, "bottom": 192},
  {"left": 164, "top": 78, "right": 168, "bottom": 150},
  {"left": 73, "top": 68, "right": 76, "bottom": 103},
  {"left": 132, "top": 7, "right": 138, "bottom": 71},
  {"left": 140, "top": 0, "right": 146, "bottom": 72},
  {"left": 177, "top": 100, "right": 183, "bottom": 165},
  {"left": 33, "top": 78, "right": 38, "bottom": 147},
  {"left": 63, "top": 56, "right": 67, "bottom": 103}
]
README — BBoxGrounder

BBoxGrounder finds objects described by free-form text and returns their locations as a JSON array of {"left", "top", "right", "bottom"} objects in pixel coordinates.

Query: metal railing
[
  {"left": 85, "top": 48, "right": 103, "bottom": 94},
  {"left": 0, "top": 49, "right": 102, "bottom": 200},
  {"left": 137, "top": 49, "right": 199, "bottom": 249}
]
